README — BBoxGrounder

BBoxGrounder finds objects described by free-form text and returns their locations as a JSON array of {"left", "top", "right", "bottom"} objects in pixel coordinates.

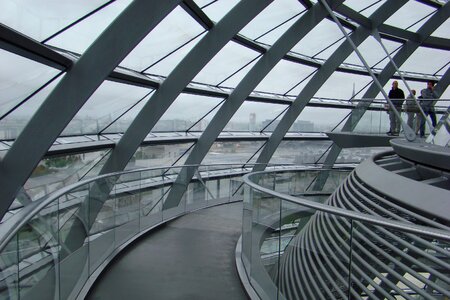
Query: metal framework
[
  {"left": 0, "top": 0, "right": 449, "bottom": 220},
  {"left": 163, "top": 0, "right": 346, "bottom": 208},
  {"left": 322, "top": 2, "right": 450, "bottom": 169},
  {"left": 252, "top": 0, "right": 410, "bottom": 172}
]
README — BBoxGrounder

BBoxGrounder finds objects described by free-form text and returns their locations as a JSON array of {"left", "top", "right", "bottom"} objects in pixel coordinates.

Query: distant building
[{"left": 249, "top": 113, "right": 256, "bottom": 131}]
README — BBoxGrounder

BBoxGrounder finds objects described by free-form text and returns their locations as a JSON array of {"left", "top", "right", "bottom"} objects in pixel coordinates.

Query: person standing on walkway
[
  {"left": 404, "top": 89, "right": 417, "bottom": 132},
  {"left": 419, "top": 80, "right": 438, "bottom": 137},
  {"left": 387, "top": 80, "right": 405, "bottom": 136}
]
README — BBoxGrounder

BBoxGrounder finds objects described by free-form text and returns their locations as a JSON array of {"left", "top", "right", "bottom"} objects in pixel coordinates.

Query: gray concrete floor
[{"left": 87, "top": 202, "right": 248, "bottom": 300}]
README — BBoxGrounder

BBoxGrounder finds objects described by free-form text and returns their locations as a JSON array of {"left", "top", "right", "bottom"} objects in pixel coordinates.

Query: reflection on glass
[{"left": 20, "top": 149, "right": 110, "bottom": 203}]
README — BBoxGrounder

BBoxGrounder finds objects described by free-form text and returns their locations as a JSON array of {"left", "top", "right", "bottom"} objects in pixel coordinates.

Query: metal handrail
[
  {"left": 243, "top": 169, "right": 450, "bottom": 241},
  {"left": 0, "top": 163, "right": 296, "bottom": 253}
]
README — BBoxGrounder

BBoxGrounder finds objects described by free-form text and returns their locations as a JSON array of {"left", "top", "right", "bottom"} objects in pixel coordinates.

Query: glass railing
[
  {"left": 240, "top": 169, "right": 450, "bottom": 300},
  {"left": 0, "top": 163, "right": 295, "bottom": 300},
  {"left": 337, "top": 98, "right": 449, "bottom": 137}
]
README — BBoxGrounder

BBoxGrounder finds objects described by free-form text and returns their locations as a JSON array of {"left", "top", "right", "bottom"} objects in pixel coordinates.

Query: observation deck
[{"left": 238, "top": 137, "right": 450, "bottom": 299}]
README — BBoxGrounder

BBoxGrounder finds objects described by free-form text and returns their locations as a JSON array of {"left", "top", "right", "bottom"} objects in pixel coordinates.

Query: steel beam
[
  {"left": 97, "top": 0, "right": 274, "bottom": 176},
  {"left": 0, "top": 0, "right": 181, "bottom": 218},
  {"left": 252, "top": 0, "right": 407, "bottom": 172},
  {"left": 322, "top": 2, "right": 450, "bottom": 169},
  {"left": 162, "top": 0, "right": 346, "bottom": 209}
]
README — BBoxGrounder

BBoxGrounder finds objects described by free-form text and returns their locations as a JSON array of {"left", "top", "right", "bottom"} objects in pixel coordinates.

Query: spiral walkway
[{"left": 87, "top": 202, "right": 247, "bottom": 300}]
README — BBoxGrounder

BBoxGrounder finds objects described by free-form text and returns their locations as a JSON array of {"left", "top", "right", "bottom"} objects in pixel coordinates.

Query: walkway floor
[{"left": 87, "top": 202, "right": 247, "bottom": 300}]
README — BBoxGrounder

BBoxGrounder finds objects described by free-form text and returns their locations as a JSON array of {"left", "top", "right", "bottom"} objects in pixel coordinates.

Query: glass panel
[
  {"left": 399, "top": 47, "right": 450, "bottom": 76},
  {"left": 193, "top": 0, "right": 212, "bottom": 8},
  {"left": 144, "top": 32, "right": 205, "bottom": 77},
  {"left": 185, "top": 179, "right": 207, "bottom": 210},
  {"left": 384, "top": 1, "right": 436, "bottom": 30},
  {"left": 242, "top": 184, "right": 254, "bottom": 277},
  {"left": 219, "top": 56, "right": 260, "bottom": 88},
  {"left": 200, "top": 0, "right": 240, "bottom": 23},
  {"left": 113, "top": 173, "right": 140, "bottom": 247},
  {"left": 225, "top": 102, "right": 288, "bottom": 132},
  {"left": 120, "top": 6, "right": 204, "bottom": 72},
  {"left": 343, "top": 0, "right": 386, "bottom": 17},
  {"left": 431, "top": 18, "right": 450, "bottom": 39},
  {"left": 290, "top": 19, "right": 350, "bottom": 60},
  {"left": 255, "top": 60, "right": 317, "bottom": 95},
  {"left": 18, "top": 201, "right": 60, "bottom": 299},
  {"left": 314, "top": 71, "right": 373, "bottom": 100},
  {"left": 47, "top": 0, "right": 132, "bottom": 54},
  {"left": 126, "top": 143, "right": 194, "bottom": 170},
  {"left": 140, "top": 169, "right": 165, "bottom": 231},
  {"left": 58, "top": 191, "right": 89, "bottom": 299},
  {"left": 21, "top": 149, "right": 111, "bottom": 202},
  {"left": 289, "top": 107, "right": 352, "bottom": 133},
  {"left": 162, "top": 166, "right": 187, "bottom": 219},
  {"left": 256, "top": 14, "right": 304, "bottom": 46},
  {"left": 88, "top": 177, "right": 117, "bottom": 275},
  {"left": 0, "top": 75, "right": 62, "bottom": 141},
  {"left": 239, "top": 0, "right": 304, "bottom": 41},
  {"left": 202, "top": 141, "right": 266, "bottom": 165},
  {"left": 0, "top": 236, "right": 19, "bottom": 300},
  {"left": 269, "top": 140, "right": 333, "bottom": 165},
  {"left": 0, "top": 49, "right": 60, "bottom": 121},
  {"left": 344, "top": 36, "right": 402, "bottom": 69},
  {"left": 193, "top": 41, "right": 260, "bottom": 86},
  {"left": 0, "top": 0, "right": 108, "bottom": 42},
  {"left": 250, "top": 188, "right": 281, "bottom": 299},
  {"left": 62, "top": 81, "right": 152, "bottom": 135},
  {"left": 352, "top": 108, "right": 390, "bottom": 134},
  {"left": 153, "top": 93, "right": 223, "bottom": 132}
]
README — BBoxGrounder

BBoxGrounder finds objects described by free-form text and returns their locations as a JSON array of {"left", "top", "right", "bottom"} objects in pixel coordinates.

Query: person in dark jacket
[{"left": 387, "top": 80, "right": 405, "bottom": 136}]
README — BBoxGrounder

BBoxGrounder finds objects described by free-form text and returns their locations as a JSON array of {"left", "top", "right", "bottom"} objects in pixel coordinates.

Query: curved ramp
[{"left": 87, "top": 202, "right": 247, "bottom": 300}]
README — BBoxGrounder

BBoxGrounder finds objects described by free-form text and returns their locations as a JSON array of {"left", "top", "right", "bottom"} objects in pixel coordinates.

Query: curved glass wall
[{"left": 0, "top": 0, "right": 448, "bottom": 236}]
